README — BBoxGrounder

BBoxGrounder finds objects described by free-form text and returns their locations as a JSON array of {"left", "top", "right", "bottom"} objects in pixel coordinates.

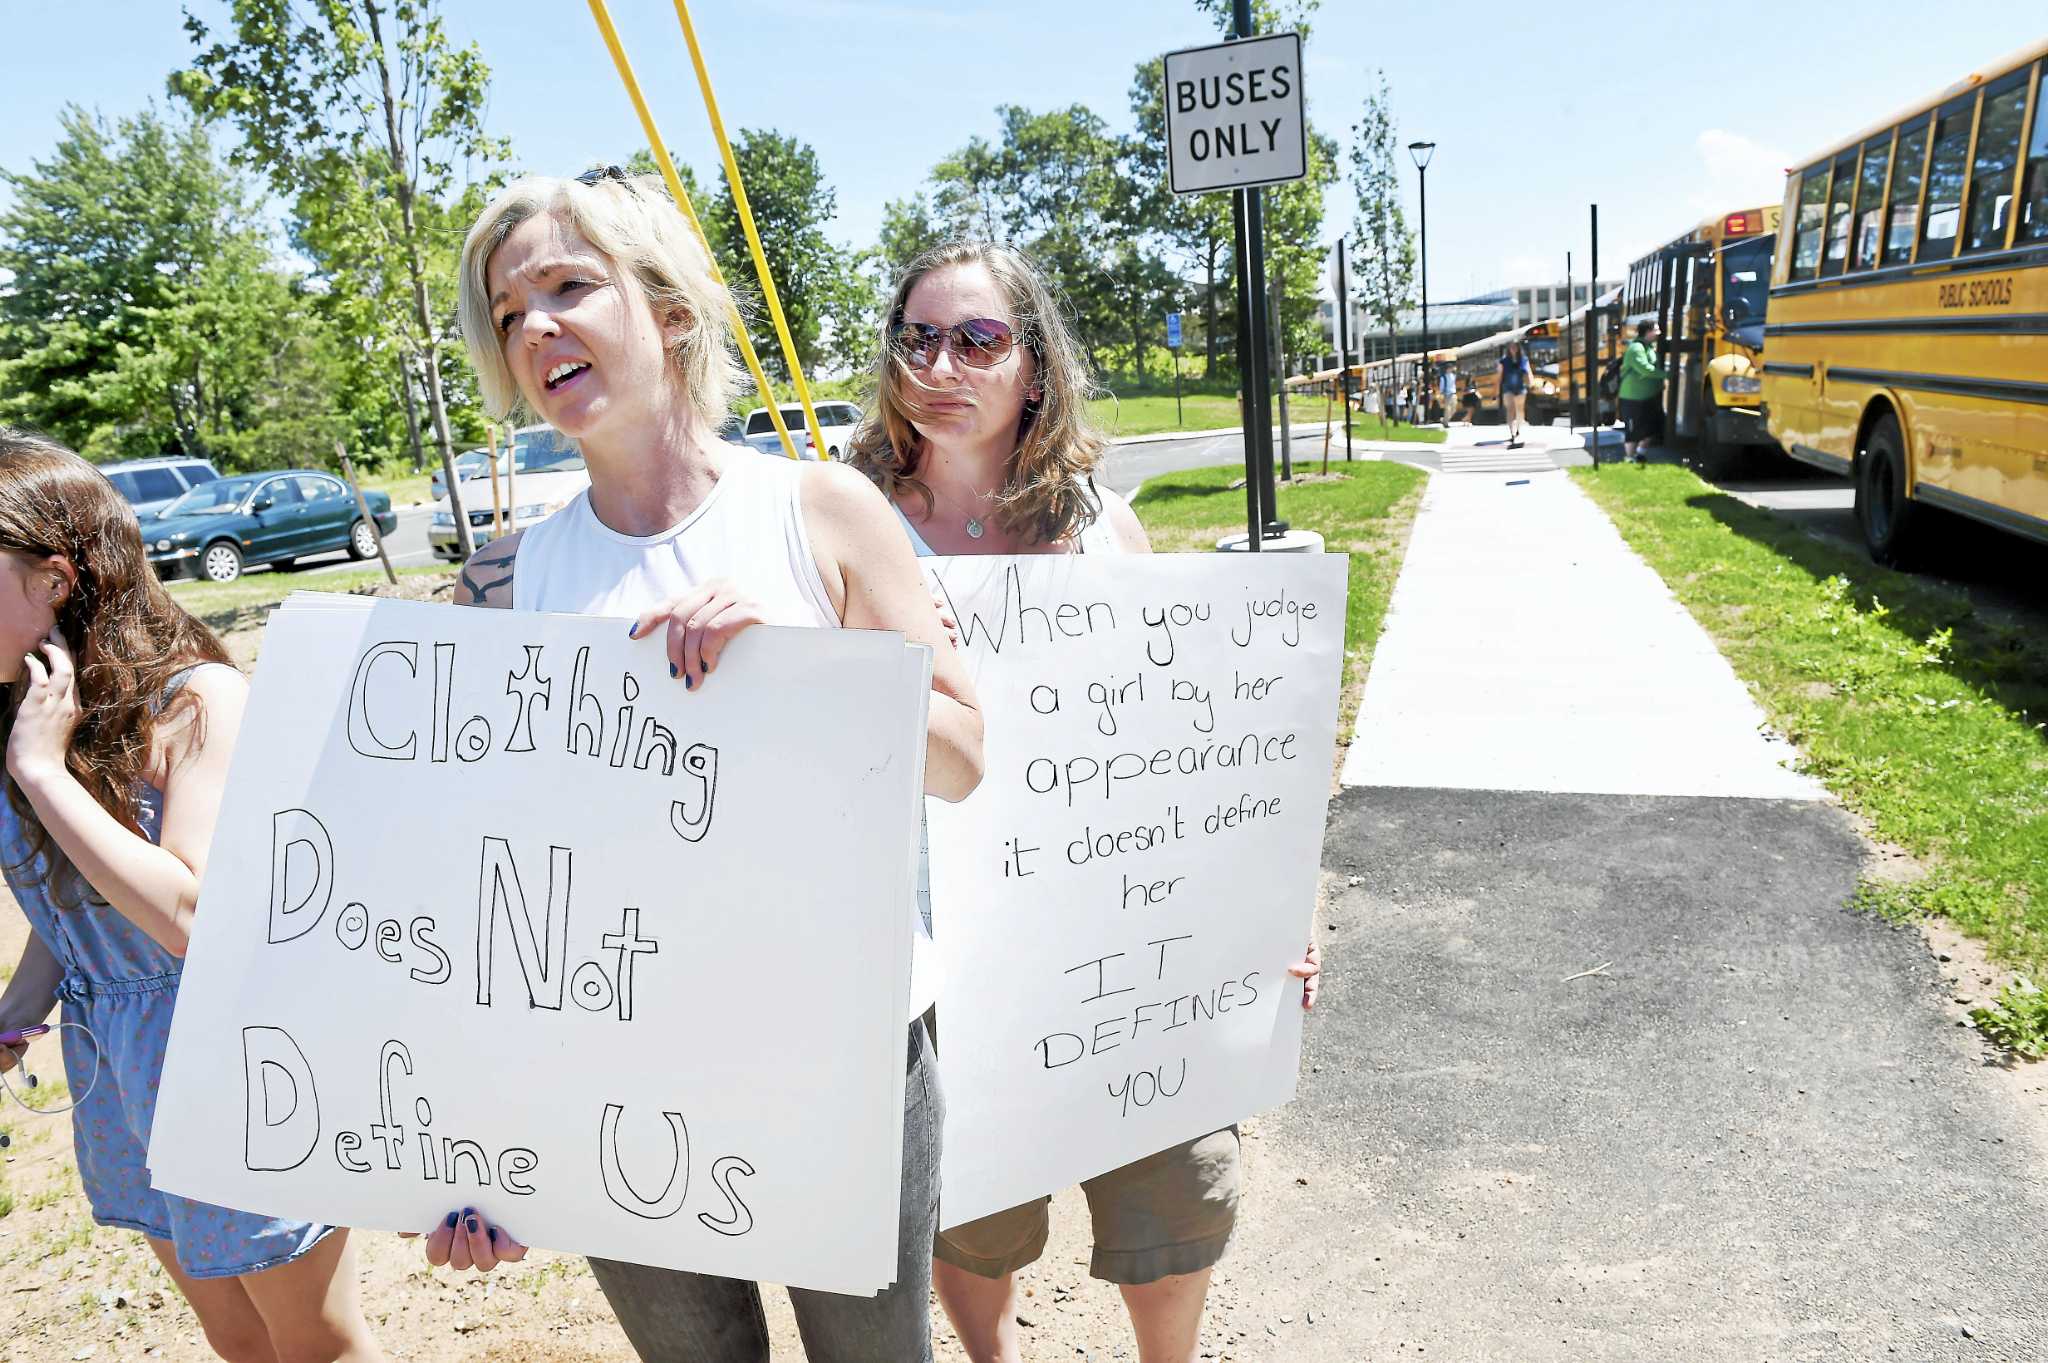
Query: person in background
[
  {"left": 0, "top": 429, "right": 387, "bottom": 1363},
  {"left": 846, "top": 239, "right": 1322, "bottom": 1363},
  {"left": 1499, "top": 338, "right": 1533, "bottom": 449},
  {"left": 1619, "top": 319, "right": 1664, "bottom": 465}
]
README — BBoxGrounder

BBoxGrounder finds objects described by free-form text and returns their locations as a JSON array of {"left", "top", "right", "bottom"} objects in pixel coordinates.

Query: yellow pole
[
  {"left": 583, "top": 0, "right": 803, "bottom": 460},
  {"left": 667, "top": 0, "right": 830, "bottom": 461}
]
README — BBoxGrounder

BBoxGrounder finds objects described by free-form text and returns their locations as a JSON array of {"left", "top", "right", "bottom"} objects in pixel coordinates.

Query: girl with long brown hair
[
  {"left": 848, "top": 242, "right": 1321, "bottom": 1363},
  {"left": 0, "top": 429, "right": 386, "bottom": 1362}
]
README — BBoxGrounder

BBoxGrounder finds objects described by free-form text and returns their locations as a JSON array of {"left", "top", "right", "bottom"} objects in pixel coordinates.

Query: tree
[
  {"left": 1348, "top": 72, "right": 1417, "bottom": 373},
  {"left": 176, "top": 0, "right": 510, "bottom": 552},
  {"left": 1189, "top": 0, "right": 1331, "bottom": 373},
  {"left": 0, "top": 104, "right": 343, "bottom": 467},
  {"left": 1128, "top": 59, "right": 1232, "bottom": 377},
  {"left": 876, "top": 194, "right": 943, "bottom": 282},
  {"left": 707, "top": 129, "right": 858, "bottom": 382}
]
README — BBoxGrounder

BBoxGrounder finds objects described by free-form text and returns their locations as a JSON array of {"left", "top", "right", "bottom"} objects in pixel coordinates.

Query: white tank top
[
  {"left": 897, "top": 483, "right": 1129, "bottom": 998},
  {"left": 514, "top": 453, "right": 938, "bottom": 1014}
]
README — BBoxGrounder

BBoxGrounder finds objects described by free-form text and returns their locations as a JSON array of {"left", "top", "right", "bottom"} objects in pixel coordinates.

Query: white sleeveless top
[
  {"left": 897, "top": 483, "right": 1129, "bottom": 992},
  {"left": 515, "top": 453, "right": 938, "bottom": 1014}
]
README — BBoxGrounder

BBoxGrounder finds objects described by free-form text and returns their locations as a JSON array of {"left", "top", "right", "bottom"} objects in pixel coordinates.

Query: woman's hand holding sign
[
  {"left": 407, "top": 1207, "right": 529, "bottom": 1274},
  {"left": 1289, "top": 941, "right": 1321, "bottom": 1010},
  {"left": 628, "top": 579, "right": 771, "bottom": 691}
]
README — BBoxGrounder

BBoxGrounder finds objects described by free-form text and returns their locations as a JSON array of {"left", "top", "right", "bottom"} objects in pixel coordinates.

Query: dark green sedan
[{"left": 146, "top": 469, "right": 397, "bottom": 583}]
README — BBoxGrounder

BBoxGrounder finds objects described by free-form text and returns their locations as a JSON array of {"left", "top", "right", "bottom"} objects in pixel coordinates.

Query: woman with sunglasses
[
  {"left": 427, "top": 168, "right": 984, "bottom": 1363},
  {"left": 848, "top": 241, "right": 1320, "bottom": 1363}
]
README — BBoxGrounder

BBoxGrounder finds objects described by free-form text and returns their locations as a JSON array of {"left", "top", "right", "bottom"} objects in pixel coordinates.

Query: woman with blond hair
[
  {"left": 847, "top": 240, "right": 1320, "bottom": 1363},
  {"left": 428, "top": 167, "right": 984, "bottom": 1363}
]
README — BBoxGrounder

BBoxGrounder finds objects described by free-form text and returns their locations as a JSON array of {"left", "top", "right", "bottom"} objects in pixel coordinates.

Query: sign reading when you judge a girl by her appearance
[
  {"left": 926, "top": 553, "right": 1346, "bottom": 1227},
  {"left": 148, "top": 594, "right": 932, "bottom": 1296}
]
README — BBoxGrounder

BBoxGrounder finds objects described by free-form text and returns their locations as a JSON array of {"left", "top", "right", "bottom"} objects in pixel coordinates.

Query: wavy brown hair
[
  {"left": 0, "top": 430, "right": 231, "bottom": 906},
  {"left": 846, "top": 241, "right": 1108, "bottom": 546}
]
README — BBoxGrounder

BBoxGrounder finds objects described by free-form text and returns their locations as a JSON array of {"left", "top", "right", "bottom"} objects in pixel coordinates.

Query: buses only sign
[{"left": 1162, "top": 32, "right": 1306, "bottom": 196}]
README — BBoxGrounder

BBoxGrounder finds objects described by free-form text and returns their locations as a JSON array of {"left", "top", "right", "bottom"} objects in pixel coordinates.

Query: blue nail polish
[
  {"left": 466, "top": 1216, "right": 479, "bottom": 1233},
  {"left": 445, "top": 1212, "right": 458, "bottom": 1229},
  {"left": 669, "top": 662, "right": 677, "bottom": 678},
  {"left": 626, "top": 623, "right": 635, "bottom": 637},
  {"left": 463, "top": 1207, "right": 475, "bottom": 1216},
  {"left": 684, "top": 674, "right": 693, "bottom": 690},
  {"left": 487, "top": 1227, "right": 498, "bottom": 1244}
]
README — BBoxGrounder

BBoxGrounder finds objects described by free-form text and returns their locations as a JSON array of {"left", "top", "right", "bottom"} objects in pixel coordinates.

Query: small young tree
[
  {"left": 1348, "top": 72, "right": 1417, "bottom": 382},
  {"left": 177, "top": 0, "right": 509, "bottom": 552}
]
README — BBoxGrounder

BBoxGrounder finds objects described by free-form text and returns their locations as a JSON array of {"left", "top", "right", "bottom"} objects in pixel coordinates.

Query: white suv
[{"left": 742, "top": 402, "right": 861, "bottom": 460}]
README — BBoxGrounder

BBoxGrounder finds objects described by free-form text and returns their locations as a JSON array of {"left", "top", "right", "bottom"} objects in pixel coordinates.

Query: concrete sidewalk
[{"left": 1342, "top": 468, "right": 1821, "bottom": 799}]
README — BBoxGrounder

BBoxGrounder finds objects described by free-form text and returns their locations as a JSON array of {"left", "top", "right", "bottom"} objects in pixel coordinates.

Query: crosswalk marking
[{"left": 1439, "top": 445, "right": 1559, "bottom": 474}]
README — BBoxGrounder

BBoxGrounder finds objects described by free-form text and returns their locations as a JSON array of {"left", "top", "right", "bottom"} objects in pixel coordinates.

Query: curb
[{"left": 1108, "top": 423, "right": 1330, "bottom": 447}]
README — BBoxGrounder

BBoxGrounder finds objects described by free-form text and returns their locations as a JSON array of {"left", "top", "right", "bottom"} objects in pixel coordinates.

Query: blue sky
[{"left": 4, "top": 2, "right": 2043, "bottom": 301}]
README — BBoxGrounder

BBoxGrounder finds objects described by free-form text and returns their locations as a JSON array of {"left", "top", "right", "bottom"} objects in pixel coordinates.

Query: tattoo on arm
[{"left": 458, "top": 550, "right": 515, "bottom": 606}]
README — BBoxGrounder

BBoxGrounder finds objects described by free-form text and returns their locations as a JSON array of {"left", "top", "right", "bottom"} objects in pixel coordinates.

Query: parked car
[
  {"left": 147, "top": 470, "right": 396, "bottom": 584},
  {"left": 742, "top": 401, "right": 861, "bottom": 459},
  {"left": 100, "top": 456, "right": 221, "bottom": 522},
  {"left": 429, "top": 441, "right": 591, "bottom": 561},
  {"left": 428, "top": 426, "right": 582, "bottom": 501},
  {"left": 715, "top": 413, "right": 748, "bottom": 446}
]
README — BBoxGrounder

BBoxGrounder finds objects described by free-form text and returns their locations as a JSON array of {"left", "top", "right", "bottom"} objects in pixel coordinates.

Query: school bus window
[
  {"left": 1822, "top": 151, "right": 1857, "bottom": 275},
  {"left": 1851, "top": 133, "right": 1893, "bottom": 270},
  {"left": 2024, "top": 67, "right": 2048, "bottom": 241},
  {"left": 1883, "top": 118, "right": 1931, "bottom": 265},
  {"left": 1964, "top": 71, "right": 2030, "bottom": 253},
  {"left": 1918, "top": 95, "right": 1977, "bottom": 262},
  {"left": 1791, "top": 164, "right": 1830, "bottom": 279}
]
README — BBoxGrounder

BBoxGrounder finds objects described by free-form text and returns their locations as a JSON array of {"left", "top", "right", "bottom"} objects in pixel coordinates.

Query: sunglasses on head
[
  {"left": 891, "top": 318, "right": 1017, "bottom": 370},
  {"left": 576, "top": 164, "right": 630, "bottom": 187}
]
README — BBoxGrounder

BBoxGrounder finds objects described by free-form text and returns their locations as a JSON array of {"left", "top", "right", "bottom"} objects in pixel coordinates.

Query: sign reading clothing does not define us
[
  {"left": 927, "top": 554, "right": 1347, "bottom": 1228},
  {"left": 149, "top": 596, "right": 931, "bottom": 1296},
  {"left": 1162, "top": 31, "right": 1307, "bottom": 196}
]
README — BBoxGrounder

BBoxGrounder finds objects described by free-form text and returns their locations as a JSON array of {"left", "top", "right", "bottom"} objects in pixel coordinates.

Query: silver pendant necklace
[{"left": 965, "top": 515, "right": 985, "bottom": 540}]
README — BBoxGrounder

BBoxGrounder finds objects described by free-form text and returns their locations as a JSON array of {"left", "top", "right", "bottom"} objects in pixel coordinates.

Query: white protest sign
[
  {"left": 926, "top": 554, "right": 1347, "bottom": 1227},
  {"left": 1162, "top": 32, "right": 1307, "bottom": 196},
  {"left": 149, "top": 596, "right": 930, "bottom": 1295}
]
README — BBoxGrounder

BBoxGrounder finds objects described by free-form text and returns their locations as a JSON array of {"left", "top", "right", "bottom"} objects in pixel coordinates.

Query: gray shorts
[
  {"left": 934, "top": 1127, "right": 1241, "bottom": 1286},
  {"left": 588, "top": 1019, "right": 942, "bottom": 1363}
]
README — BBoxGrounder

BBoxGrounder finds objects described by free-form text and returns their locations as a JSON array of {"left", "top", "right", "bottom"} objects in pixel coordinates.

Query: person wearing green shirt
[{"left": 1618, "top": 319, "right": 1663, "bottom": 465}]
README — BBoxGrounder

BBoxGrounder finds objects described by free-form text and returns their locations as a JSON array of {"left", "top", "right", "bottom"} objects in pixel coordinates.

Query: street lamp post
[{"left": 1407, "top": 140, "right": 1435, "bottom": 415}]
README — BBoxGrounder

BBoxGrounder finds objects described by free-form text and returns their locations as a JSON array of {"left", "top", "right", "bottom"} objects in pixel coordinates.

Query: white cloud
[{"left": 1686, "top": 128, "right": 1793, "bottom": 218}]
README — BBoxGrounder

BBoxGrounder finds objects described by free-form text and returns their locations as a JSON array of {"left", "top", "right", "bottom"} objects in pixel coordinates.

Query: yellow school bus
[
  {"left": 1625, "top": 205, "right": 1782, "bottom": 472},
  {"left": 1764, "top": 38, "right": 2048, "bottom": 562},
  {"left": 1563, "top": 285, "right": 1624, "bottom": 426},
  {"left": 1451, "top": 323, "right": 1569, "bottom": 424}
]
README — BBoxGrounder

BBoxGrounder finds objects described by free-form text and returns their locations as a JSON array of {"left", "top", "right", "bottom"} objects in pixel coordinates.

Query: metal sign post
[
  {"left": 1162, "top": 16, "right": 1306, "bottom": 550},
  {"left": 1166, "top": 311, "right": 1184, "bottom": 428},
  {"left": 1332, "top": 238, "right": 1353, "bottom": 462}
]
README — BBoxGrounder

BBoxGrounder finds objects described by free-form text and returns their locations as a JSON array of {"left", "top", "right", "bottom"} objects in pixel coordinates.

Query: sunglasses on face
[{"left": 891, "top": 318, "right": 1017, "bottom": 370}]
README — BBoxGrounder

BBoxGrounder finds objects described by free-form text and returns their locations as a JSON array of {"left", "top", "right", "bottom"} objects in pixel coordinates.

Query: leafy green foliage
[
  {"left": 0, "top": 106, "right": 343, "bottom": 468},
  {"left": 1347, "top": 72, "right": 1417, "bottom": 347},
  {"left": 1971, "top": 978, "right": 2048, "bottom": 1060}
]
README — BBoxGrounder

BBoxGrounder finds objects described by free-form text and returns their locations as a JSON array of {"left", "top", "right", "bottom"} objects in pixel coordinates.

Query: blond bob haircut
[
  {"left": 458, "top": 172, "right": 743, "bottom": 432},
  {"left": 846, "top": 240, "right": 1107, "bottom": 547}
]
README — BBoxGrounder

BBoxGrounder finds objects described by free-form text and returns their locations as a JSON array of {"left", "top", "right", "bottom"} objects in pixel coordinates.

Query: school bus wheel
[{"left": 1855, "top": 411, "right": 1920, "bottom": 567}]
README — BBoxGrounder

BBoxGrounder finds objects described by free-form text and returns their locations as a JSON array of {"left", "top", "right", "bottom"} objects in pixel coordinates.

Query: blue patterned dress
[{"left": 2, "top": 679, "right": 334, "bottom": 1278}]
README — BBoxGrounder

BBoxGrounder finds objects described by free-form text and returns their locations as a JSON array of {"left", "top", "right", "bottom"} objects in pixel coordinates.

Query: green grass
[
  {"left": 357, "top": 467, "right": 436, "bottom": 509},
  {"left": 1574, "top": 465, "right": 2048, "bottom": 1054},
  {"left": 167, "top": 564, "right": 455, "bottom": 640},
  {"left": 1087, "top": 389, "right": 1447, "bottom": 443},
  {"left": 1132, "top": 462, "right": 1429, "bottom": 738}
]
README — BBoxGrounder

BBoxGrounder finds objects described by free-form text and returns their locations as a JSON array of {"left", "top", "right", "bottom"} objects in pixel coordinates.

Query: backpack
[{"left": 1598, "top": 353, "right": 1624, "bottom": 398}]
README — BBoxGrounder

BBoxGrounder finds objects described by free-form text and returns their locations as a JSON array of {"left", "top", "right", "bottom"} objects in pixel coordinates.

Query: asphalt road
[{"left": 1273, "top": 786, "right": 2048, "bottom": 1361}]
